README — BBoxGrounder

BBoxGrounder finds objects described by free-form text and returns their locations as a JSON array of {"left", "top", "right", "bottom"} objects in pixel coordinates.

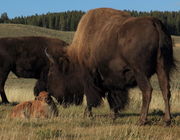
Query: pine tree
[{"left": 1, "top": 12, "right": 9, "bottom": 23}]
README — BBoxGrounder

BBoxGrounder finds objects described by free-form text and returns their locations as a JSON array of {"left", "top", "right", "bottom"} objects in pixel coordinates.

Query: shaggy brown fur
[
  {"left": 10, "top": 91, "right": 58, "bottom": 119},
  {"left": 46, "top": 8, "right": 176, "bottom": 125},
  {"left": 0, "top": 36, "right": 68, "bottom": 103}
]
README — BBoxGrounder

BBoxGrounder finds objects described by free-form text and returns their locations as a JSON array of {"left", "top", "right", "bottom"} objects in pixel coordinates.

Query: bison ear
[
  {"left": 58, "top": 57, "right": 69, "bottom": 73},
  {"left": 45, "top": 48, "right": 55, "bottom": 64}
]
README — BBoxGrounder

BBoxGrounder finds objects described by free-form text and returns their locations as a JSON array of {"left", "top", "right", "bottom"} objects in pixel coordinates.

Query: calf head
[{"left": 35, "top": 91, "right": 52, "bottom": 104}]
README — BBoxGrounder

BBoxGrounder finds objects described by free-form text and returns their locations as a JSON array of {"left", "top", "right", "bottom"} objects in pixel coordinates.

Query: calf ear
[
  {"left": 45, "top": 48, "right": 55, "bottom": 64},
  {"left": 58, "top": 57, "right": 69, "bottom": 73}
]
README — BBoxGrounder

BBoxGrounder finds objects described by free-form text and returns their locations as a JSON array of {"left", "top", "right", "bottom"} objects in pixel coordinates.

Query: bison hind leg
[{"left": 156, "top": 56, "right": 172, "bottom": 126}]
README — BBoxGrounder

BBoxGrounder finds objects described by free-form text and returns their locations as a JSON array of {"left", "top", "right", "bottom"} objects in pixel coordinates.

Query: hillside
[
  {"left": 1, "top": 24, "right": 180, "bottom": 46},
  {"left": 0, "top": 24, "right": 74, "bottom": 43}
]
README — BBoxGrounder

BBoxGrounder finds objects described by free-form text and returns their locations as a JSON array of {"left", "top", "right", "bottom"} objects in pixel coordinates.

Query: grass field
[{"left": 0, "top": 24, "right": 180, "bottom": 140}]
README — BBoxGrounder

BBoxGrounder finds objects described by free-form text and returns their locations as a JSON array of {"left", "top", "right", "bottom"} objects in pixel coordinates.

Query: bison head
[{"left": 45, "top": 49, "right": 84, "bottom": 106}]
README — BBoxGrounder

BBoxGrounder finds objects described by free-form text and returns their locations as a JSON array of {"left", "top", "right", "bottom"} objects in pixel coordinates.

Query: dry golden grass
[
  {"left": 175, "top": 43, "right": 180, "bottom": 47},
  {"left": 172, "top": 35, "right": 180, "bottom": 47},
  {"left": 0, "top": 24, "right": 179, "bottom": 140}
]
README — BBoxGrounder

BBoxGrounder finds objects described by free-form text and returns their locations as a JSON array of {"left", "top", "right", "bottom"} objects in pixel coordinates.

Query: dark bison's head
[{"left": 45, "top": 49, "right": 84, "bottom": 106}]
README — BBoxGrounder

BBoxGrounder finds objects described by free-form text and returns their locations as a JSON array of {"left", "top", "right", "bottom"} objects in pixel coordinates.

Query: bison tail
[
  {"left": 106, "top": 90, "right": 129, "bottom": 112},
  {"left": 155, "top": 19, "right": 177, "bottom": 75}
]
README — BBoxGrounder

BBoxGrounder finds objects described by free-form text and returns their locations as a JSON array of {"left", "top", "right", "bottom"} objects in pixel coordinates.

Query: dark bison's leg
[
  {"left": 34, "top": 67, "right": 48, "bottom": 96},
  {"left": 112, "top": 108, "right": 119, "bottom": 121},
  {"left": 135, "top": 72, "right": 152, "bottom": 125},
  {"left": 0, "top": 70, "right": 10, "bottom": 103},
  {"left": 156, "top": 60, "right": 171, "bottom": 126},
  {"left": 34, "top": 80, "right": 47, "bottom": 96}
]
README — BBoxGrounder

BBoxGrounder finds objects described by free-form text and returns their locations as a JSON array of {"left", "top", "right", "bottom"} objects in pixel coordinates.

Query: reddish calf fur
[{"left": 10, "top": 91, "right": 58, "bottom": 119}]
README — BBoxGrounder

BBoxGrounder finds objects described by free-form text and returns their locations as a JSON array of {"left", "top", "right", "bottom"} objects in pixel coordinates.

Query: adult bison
[
  {"left": 46, "top": 8, "right": 176, "bottom": 125},
  {"left": 0, "top": 36, "right": 69, "bottom": 103}
]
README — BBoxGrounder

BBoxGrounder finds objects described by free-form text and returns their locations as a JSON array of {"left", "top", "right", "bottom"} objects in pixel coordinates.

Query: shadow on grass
[
  {"left": 94, "top": 109, "right": 180, "bottom": 119},
  {"left": 0, "top": 102, "right": 19, "bottom": 106}
]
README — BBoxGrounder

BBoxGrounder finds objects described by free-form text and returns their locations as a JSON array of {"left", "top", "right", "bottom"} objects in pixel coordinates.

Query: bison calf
[{"left": 10, "top": 91, "right": 58, "bottom": 119}]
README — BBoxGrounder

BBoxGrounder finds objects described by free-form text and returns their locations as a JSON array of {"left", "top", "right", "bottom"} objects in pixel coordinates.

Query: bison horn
[{"left": 45, "top": 48, "right": 55, "bottom": 64}]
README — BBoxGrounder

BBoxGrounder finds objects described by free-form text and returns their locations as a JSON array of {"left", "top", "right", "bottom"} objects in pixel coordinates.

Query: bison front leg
[
  {"left": 0, "top": 69, "right": 10, "bottom": 104},
  {"left": 83, "top": 82, "right": 103, "bottom": 118},
  {"left": 135, "top": 72, "right": 152, "bottom": 125},
  {"left": 106, "top": 90, "right": 129, "bottom": 121},
  {"left": 34, "top": 68, "right": 48, "bottom": 96},
  {"left": 34, "top": 80, "right": 47, "bottom": 96}
]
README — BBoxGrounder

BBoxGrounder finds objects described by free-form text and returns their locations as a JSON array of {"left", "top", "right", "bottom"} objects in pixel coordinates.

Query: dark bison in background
[
  {"left": 0, "top": 36, "right": 70, "bottom": 103},
  {"left": 46, "top": 8, "right": 176, "bottom": 125}
]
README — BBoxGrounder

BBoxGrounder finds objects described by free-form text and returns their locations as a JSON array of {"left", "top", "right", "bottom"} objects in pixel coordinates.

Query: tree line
[
  {"left": 0, "top": 11, "right": 85, "bottom": 31},
  {"left": 0, "top": 10, "right": 180, "bottom": 35}
]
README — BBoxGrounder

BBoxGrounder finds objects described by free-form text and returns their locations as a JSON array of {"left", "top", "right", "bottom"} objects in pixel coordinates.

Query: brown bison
[
  {"left": 47, "top": 54, "right": 84, "bottom": 106},
  {"left": 0, "top": 36, "right": 69, "bottom": 103},
  {"left": 46, "top": 8, "right": 176, "bottom": 125},
  {"left": 10, "top": 91, "right": 58, "bottom": 119}
]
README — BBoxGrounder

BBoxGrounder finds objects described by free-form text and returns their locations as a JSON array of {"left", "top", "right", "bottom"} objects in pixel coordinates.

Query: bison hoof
[
  {"left": 164, "top": 120, "right": 171, "bottom": 126},
  {"left": 83, "top": 111, "right": 93, "bottom": 118},
  {"left": 1, "top": 101, "right": 9, "bottom": 105},
  {"left": 112, "top": 113, "right": 119, "bottom": 121},
  {"left": 137, "top": 120, "right": 149, "bottom": 126}
]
